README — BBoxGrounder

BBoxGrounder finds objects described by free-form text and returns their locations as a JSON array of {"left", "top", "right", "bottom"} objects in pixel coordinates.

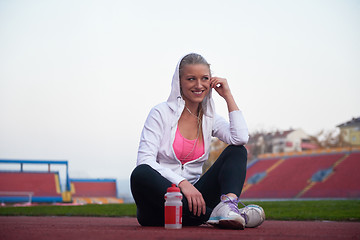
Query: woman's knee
[
  {"left": 130, "top": 164, "right": 154, "bottom": 185},
  {"left": 225, "top": 145, "right": 247, "bottom": 160}
]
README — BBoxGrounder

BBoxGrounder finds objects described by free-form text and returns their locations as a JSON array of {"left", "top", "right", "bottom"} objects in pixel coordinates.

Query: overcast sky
[{"left": 0, "top": 0, "right": 359, "bottom": 181}]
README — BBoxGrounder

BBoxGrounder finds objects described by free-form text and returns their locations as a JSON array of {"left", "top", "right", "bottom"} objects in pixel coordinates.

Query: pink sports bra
[{"left": 173, "top": 126, "right": 205, "bottom": 165}]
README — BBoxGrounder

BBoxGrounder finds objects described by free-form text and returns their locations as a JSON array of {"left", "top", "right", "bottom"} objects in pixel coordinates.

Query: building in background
[
  {"left": 272, "top": 129, "right": 315, "bottom": 153},
  {"left": 246, "top": 129, "right": 318, "bottom": 160},
  {"left": 337, "top": 117, "right": 360, "bottom": 146}
]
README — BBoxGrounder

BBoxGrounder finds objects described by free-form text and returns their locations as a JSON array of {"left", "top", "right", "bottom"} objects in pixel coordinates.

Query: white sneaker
[
  {"left": 207, "top": 195, "right": 246, "bottom": 230},
  {"left": 239, "top": 204, "right": 265, "bottom": 228}
]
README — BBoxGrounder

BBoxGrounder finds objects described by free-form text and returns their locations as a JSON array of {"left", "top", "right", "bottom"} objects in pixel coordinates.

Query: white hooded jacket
[{"left": 136, "top": 56, "right": 249, "bottom": 185}]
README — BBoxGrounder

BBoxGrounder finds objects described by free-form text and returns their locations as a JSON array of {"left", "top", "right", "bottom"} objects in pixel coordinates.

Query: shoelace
[{"left": 221, "top": 195, "right": 249, "bottom": 224}]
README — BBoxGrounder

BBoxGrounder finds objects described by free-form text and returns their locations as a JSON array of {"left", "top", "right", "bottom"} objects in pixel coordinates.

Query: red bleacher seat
[
  {"left": 242, "top": 154, "right": 345, "bottom": 199},
  {"left": 71, "top": 180, "right": 117, "bottom": 197},
  {"left": 302, "top": 152, "right": 360, "bottom": 198},
  {"left": 70, "top": 179, "right": 123, "bottom": 204},
  {"left": 0, "top": 172, "right": 62, "bottom": 202},
  {"left": 245, "top": 158, "right": 281, "bottom": 183},
  {"left": 0, "top": 172, "right": 60, "bottom": 196}
]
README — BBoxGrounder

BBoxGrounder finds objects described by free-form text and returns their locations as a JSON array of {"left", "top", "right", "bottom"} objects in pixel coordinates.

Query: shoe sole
[
  {"left": 207, "top": 219, "right": 245, "bottom": 230},
  {"left": 207, "top": 219, "right": 219, "bottom": 225},
  {"left": 219, "top": 219, "right": 245, "bottom": 230}
]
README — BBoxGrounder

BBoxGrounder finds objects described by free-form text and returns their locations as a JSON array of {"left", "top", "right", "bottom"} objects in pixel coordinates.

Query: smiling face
[{"left": 180, "top": 64, "right": 211, "bottom": 106}]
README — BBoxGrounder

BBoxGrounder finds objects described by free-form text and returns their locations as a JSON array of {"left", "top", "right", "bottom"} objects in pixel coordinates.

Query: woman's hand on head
[
  {"left": 178, "top": 180, "right": 206, "bottom": 217},
  {"left": 210, "top": 77, "right": 239, "bottom": 112},
  {"left": 210, "top": 77, "right": 232, "bottom": 99}
]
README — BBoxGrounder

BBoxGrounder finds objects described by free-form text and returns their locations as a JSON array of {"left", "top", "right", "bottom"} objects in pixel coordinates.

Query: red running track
[{"left": 0, "top": 216, "right": 359, "bottom": 240}]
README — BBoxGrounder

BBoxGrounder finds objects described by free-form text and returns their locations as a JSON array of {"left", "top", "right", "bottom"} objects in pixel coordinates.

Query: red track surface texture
[{"left": 0, "top": 216, "right": 359, "bottom": 240}]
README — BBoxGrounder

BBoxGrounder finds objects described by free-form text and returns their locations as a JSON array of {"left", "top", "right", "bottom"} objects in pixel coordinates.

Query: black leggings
[{"left": 130, "top": 145, "right": 247, "bottom": 226}]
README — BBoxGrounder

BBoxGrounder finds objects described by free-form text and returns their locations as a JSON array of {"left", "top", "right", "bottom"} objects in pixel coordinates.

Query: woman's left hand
[
  {"left": 210, "top": 77, "right": 232, "bottom": 99},
  {"left": 210, "top": 77, "right": 239, "bottom": 112}
]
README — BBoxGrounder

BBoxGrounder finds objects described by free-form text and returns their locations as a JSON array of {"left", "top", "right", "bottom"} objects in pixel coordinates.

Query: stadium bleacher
[
  {"left": 70, "top": 179, "right": 123, "bottom": 204},
  {"left": 302, "top": 152, "right": 360, "bottom": 198},
  {"left": 242, "top": 149, "right": 360, "bottom": 199},
  {"left": 0, "top": 160, "right": 128, "bottom": 204},
  {"left": 242, "top": 158, "right": 282, "bottom": 193},
  {"left": 0, "top": 160, "right": 125, "bottom": 205},
  {"left": 0, "top": 160, "right": 71, "bottom": 204},
  {"left": 0, "top": 172, "right": 63, "bottom": 203}
]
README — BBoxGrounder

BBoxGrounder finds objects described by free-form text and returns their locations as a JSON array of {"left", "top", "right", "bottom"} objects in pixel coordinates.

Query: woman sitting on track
[{"left": 131, "top": 53, "right": 249, "bottom": 229}]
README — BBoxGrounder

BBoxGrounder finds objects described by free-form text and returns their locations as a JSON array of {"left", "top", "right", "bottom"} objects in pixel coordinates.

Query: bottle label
[{"left": 164, "top": 205, "right": 182, "bottom": 225}]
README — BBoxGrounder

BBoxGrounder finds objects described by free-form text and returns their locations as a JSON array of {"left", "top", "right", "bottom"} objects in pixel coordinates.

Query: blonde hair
[
  {"left": 179, "top": 53, "right": 210, "bottom": 143},
  {"left": 179, "top": 53, "right": 211, "bottom": 79}
]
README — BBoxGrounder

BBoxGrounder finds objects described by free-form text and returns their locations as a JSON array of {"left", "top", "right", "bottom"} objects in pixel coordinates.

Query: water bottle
[{"left": 164, "top": 184, "right": 183, "bottom": 229}]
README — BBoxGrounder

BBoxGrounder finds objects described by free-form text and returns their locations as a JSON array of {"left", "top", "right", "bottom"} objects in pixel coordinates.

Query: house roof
[
  {"left": 272, "top": 130, "right": 294, "bottom": 138},
  {"left": 337, "top": 117, "right": 360, "bottom": 128},
  {"left": 248, "top": 129, "right": 296, "bottom": 143}
]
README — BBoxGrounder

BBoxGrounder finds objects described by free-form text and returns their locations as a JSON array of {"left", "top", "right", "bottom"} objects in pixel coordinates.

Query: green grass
[
  {"left": 0, "top": 200, "right": 359, "bottom": 221},
  {"left": 242, "top": 200, "right": 360, "bottom": 221},
  {"left": 0, "top": 204, "right": 137, "bottom": 217}
]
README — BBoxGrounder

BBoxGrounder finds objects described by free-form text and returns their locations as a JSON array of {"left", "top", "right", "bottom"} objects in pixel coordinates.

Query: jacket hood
[{"left": 166, "top": 54, "right": 215, "bottom": 119}]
